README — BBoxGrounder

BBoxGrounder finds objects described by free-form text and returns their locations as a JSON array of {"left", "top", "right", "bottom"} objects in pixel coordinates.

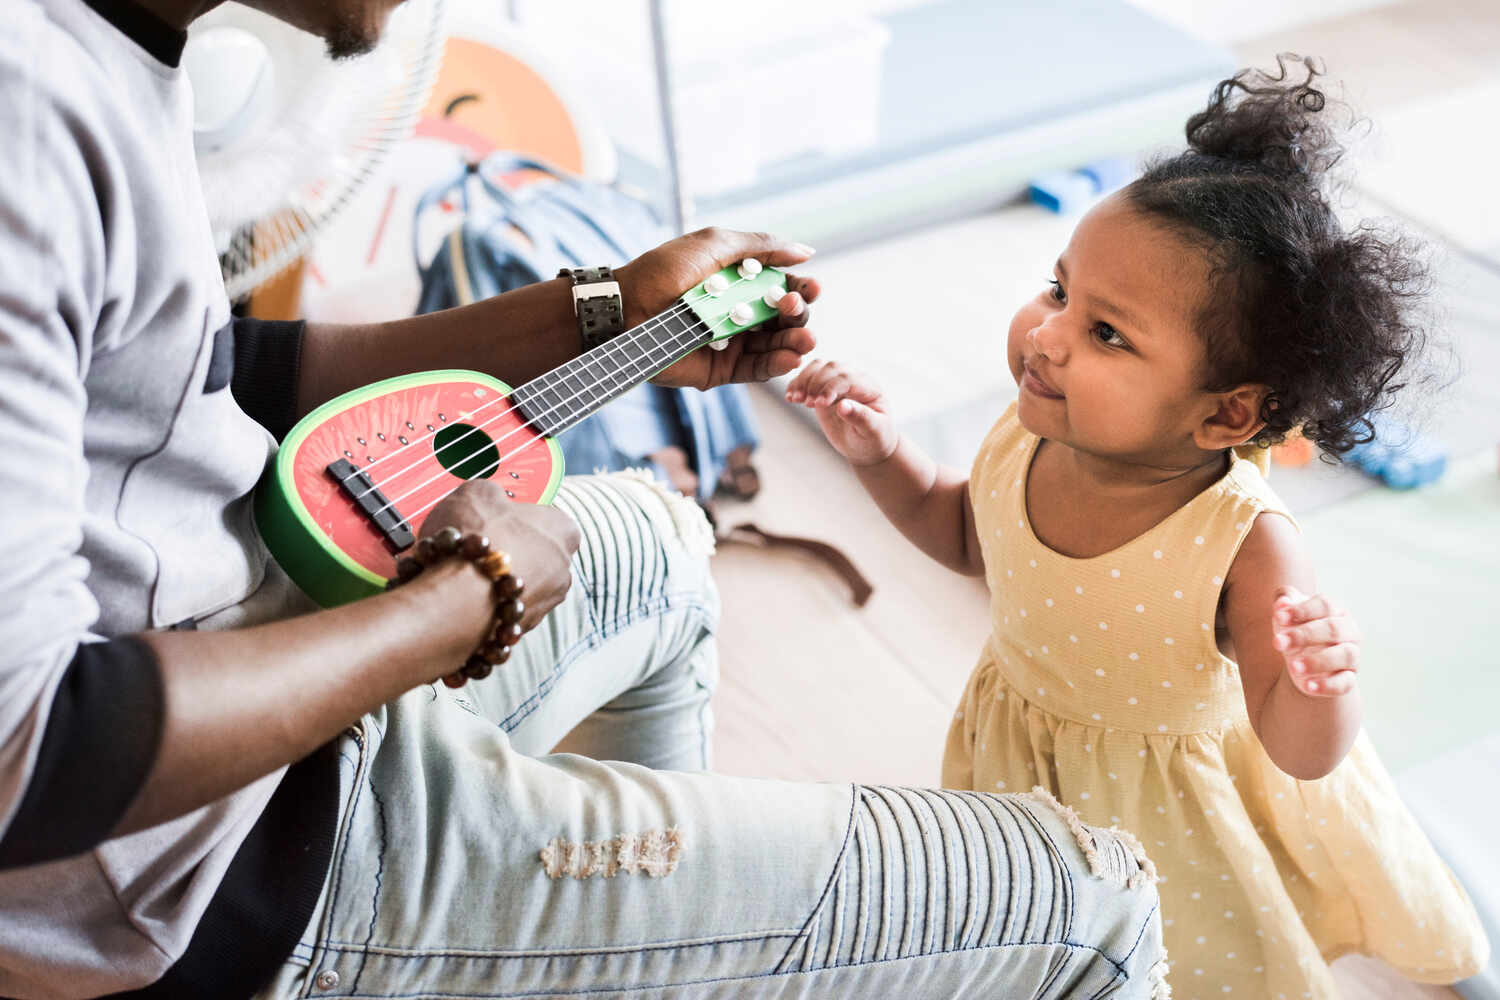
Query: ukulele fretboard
[{"left": 511, "top": 307, "right": 714, "bottom": 438}]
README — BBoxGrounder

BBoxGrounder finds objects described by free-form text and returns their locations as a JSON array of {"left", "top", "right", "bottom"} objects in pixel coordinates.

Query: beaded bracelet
[{"left": 386, "top": 525, "right": 526, "bottom": 688}]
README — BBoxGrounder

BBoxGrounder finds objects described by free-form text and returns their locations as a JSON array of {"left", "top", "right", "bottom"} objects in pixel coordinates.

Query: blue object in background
[
  {"left": 1346, "top": 414, "right": 1448, "bottom": 489},
  {"left": 1029, "top": 156, "right": 1138, "bottom": 213}
]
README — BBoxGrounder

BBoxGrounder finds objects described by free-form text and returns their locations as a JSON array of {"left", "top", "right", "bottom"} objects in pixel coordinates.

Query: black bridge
[{"left": 327, "top": 459, "right": 415, "bottom": 551}]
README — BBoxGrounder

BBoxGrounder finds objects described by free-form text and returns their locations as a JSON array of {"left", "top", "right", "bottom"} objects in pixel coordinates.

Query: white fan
[{"left": 185, "top": 0, "right": 448, "bottom": 301}]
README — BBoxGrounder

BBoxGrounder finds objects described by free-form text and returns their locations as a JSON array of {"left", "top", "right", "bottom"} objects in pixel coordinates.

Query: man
[{"left": 0, "top": 0, "right": 1168, "bottom": 997}]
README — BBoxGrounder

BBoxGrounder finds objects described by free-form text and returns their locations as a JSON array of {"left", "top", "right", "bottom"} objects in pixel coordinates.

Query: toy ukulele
[{"left": 256, "top": 260, "right": 786, "bottom": 607}]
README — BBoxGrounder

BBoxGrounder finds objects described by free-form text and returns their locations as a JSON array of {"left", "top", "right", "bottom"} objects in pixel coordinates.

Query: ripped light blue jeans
[{"left": 254, "top": 473, "right": 1168, "bottom": 999}]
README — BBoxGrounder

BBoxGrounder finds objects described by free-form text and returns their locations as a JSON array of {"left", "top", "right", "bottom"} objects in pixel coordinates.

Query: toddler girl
[{"left": 786, "top": 59, "right": 1488, "bottom": 998}]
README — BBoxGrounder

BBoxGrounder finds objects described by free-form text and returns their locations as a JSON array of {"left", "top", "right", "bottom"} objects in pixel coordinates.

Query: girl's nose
[{"left": 1026, "top": 322, "right": 1069, "bottom": 364}]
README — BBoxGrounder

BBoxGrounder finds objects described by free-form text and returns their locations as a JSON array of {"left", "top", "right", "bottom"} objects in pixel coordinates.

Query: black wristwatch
[{"left": 558, "top": 265, "right": 626, "bottom": 352}]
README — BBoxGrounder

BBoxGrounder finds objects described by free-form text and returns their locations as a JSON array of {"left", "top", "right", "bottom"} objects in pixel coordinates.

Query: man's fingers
[{"left": 690, "top": 226, "right": 815, "bottom": 271}]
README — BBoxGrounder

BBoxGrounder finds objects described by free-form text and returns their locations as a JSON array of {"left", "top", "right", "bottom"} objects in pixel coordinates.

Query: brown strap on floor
[{"left": 717, "top": 522, "right": 874, "bottom": 608}]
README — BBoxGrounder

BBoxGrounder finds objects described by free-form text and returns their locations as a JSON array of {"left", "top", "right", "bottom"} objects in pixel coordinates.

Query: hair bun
[{"left": 1185, "top": 53, "right": 1345, "bottom": 181}]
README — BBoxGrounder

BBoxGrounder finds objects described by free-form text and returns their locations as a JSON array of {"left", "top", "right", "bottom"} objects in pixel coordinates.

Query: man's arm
[{"left": 290, "top": 229, "right": 820, "bottom": 418}]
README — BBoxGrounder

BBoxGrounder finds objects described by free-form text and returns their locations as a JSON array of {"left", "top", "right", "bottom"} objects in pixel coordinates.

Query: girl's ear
[{"left": 1194, "top": 384, "right": 1269, "bottom": 450}]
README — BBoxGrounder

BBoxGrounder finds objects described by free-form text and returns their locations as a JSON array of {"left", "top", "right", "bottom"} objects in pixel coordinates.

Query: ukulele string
[
  {"left": 365, "top": 303, "right": 753, "bottom": 525},
  {"left": 345, "top": 294, "right": 711, "bottom": 492}
]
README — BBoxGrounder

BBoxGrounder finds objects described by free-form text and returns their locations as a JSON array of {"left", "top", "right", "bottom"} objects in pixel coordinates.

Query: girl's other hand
[
  {"left": 785, "top": 360, "right": 898, "bottom": 467},
  {"left": 1271, "top": 586, "right": 1361, "bottom": 697}
]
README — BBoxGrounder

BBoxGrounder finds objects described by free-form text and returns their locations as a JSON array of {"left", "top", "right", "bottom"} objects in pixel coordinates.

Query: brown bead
[
  {"left": 497, "top": 574, "right": 524, "bottom": 600},
  {"left": 498, "top": 597, "right": 524, "bottom": 626},
  {"left": 460, "top": 533, "right": 490, "bottom": 560},
  {"left": 480, "top": 638, "right": 511, "bottom": 662},
  {"left": 462, "top": 655, "right": 493, "bottom": 680},
  {"left": 477, "top": 550, "right": 513, "bottom": 580},
  {"left": 496, "top": 622, "right": 523, "bottom": 645},
  {"left": 441, "top": 672, "right": 467, "bottom": 689},
  {"left": 433, "top": 526, "right": 462, "bottom": 556},
  {"left": 395, "top": 555, "right": 424, "bottom": 581},
  {"left": 415, "top": 536, "right": 439, "bottom": 564}
]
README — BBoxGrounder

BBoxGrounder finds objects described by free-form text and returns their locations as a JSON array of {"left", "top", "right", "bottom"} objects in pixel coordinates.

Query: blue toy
[
  {"left": 1029, "top": 157, "right": 1137, "bottom": 213},
  {"left": 1346, "top": 414, "right": 1447, "bottom": 489}
]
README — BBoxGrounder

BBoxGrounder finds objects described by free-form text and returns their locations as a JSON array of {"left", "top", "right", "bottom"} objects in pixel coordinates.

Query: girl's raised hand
[
  {"left": 1271, "top": 587, "right": 1361, "bottom": 697},
  {"left": 785, "top": 360, "right": 898, "bottom": 467}
]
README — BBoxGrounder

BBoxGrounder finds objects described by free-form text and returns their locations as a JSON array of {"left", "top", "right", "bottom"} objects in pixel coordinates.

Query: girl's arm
[
  {"left": 1223, "top": 513, "right": 1363, "bottom": 779},
  {"left": 785, "top": 361, "right": 984, "bottom": 576}
]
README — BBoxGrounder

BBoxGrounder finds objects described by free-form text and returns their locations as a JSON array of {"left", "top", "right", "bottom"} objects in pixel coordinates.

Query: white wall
[{"left": 1121, "top": 0, "right": 1402, "bottom": 43}]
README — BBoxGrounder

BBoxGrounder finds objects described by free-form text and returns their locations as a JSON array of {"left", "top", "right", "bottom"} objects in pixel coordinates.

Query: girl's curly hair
[{"left": 1126, "top": 55, "right": 1431, "bottom": 455}]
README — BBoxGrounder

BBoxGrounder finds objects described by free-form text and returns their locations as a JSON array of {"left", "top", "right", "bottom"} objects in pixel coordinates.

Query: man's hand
[
  {"left": 1271, "top": 586, "right": 1361, "bottom": 697},
  {"left": 422, "top": 481, "right": 581, "bottom": 635},
  {"left": 616, "top": 228, "right": 821, "bottom": 390}
]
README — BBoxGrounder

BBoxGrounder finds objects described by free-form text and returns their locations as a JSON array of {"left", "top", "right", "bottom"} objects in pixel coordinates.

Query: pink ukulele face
[{"left": 288, "top": 377, "right": 557, "bottom": 578}]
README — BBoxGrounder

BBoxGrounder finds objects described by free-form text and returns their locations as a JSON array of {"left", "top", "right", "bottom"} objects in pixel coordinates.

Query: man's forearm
[
  {"left": 295, "top": 276, "right": 584, "bottom": 417},
  {"left": 118, "top": 560, "right": 493, "bottom": 836}
]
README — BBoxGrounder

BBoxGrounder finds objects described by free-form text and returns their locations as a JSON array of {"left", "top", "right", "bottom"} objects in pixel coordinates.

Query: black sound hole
[{"left": 433, "top": 423, "right": 498, "bottom": 480}]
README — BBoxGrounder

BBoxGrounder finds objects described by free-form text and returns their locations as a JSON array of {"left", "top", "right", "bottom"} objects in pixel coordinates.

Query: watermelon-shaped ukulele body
[{"left": 256, "top": 261, "right": 787, "bottom": 607}]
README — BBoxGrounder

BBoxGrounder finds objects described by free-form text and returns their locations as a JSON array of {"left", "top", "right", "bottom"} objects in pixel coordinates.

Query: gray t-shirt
[{"left": 0, "top": 1, "right": 321, "bottom": 994}]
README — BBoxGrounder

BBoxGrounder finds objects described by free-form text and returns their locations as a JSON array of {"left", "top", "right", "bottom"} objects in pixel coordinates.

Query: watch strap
[{"left": 558, "top": 265, "right": 626, "bottom": 352}]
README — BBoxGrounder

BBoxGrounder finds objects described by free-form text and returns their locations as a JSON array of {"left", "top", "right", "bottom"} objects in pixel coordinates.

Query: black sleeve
[
  {"left": 230, "top": 317, "right": 305, "bottom": 441},
  {"left": 0, "top": 637, "right": 165, "bottom": 869}
]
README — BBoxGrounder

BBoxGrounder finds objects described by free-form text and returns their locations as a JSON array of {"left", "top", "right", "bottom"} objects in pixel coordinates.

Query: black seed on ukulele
[
  {"left": 509, "top": 471, "right": 520, "bottom": 479},
  {"left": 426, "top": 424, "right": 435, "bottom": 431},
  {"left": 399, "top": 436, "right": 408, "bottom": 445},
  {"left": 367, "top": 456, "right": 374, "bottom": 464},
  {"left": 406, "top": 421, "right": 415, "bottom": 430},
  {"left": 344, "top": 450, "right": 353, "bottom": 458},
  {"left": 377, "top": 433, "right": 386, "bottom": 441},
  {"left": 439, "top": 413, "right": 447, "bottom": 421},
  {"left": 357, "top": 437, "right": 366, "bottom": 445},
  {"left": 505, "top": 490, "right": 515, "bottom": 498}
]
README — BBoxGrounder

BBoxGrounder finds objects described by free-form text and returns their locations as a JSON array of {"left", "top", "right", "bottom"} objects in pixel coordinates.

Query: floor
[{"left": 700, "top": 1, "right": 1499, "bottom": 996}]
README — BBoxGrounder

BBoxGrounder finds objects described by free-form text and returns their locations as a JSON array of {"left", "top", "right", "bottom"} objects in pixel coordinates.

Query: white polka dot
[
  {"left": 1194, "top": 536, "right": 1205, "bottom": 545},
  {"left": 995, "top": 780, "right": 1006, "bottom": 789},
  {"left": 1025, "top": 649, "right": 1033, "bottom": 658},
  {"left": 1020, "top": 608, "right": 1027, "bottom": 617},
  {"left": 1095, "top": 668, "right": 1106, "bottom": 676},
  {"left": 1224, "top": 911, "right": 1234, "bottom": 919},
  {"left": 1045, "top": 597, "right": 1054, "bottom": 607},
  {"left": 1156, "top": 805, "right": 1166, "bottom": 814},
  {"left": 1070, "top": 634, "right": 1079, "bottom": 643},
  {"left": 1004, "top": 615, "right": 1009, "bottom": 624},
  {"left": 1037, "top": 687, "right": 1046, "bottom": 696},
  {"left": 1184, "top": 828, "right": 1193, "bottom": 837},
  {"left": 1128, "top": 697, "right": 1139, "bottom": 705},
  {"left": 1195, "top": 663, "right": 1205, "bottom": 671},
  {"left": 995, "top": 528, "right": 1003, "bottom": 537},
  {"left": 997, "top": 691, "right": 1005, "bottom": 700},
  {"left": 1173, "top": 590, "right": 1183, "bottom": 599},
  {"left": 1091, "top": 713, "right": 1102, "bottom": 721},
  {"left": 1194, "top": 968, "right": 1204, "bottom": 976},
  {"left": 1084, "top": 744, "right": 1093, "bottom": 752},
  {"left": 1202, "top": 623, "right": 1211, "bottom": 631},
  {"left": 1157, "top": 725, "right": 1168, "bottom": 733},
  {"left": 1079, "top": 792, "right": 1090, "bottom": 800},
  {"left": 1227, "top": 953, "right": 1236, "bottom": 959},
  {"left": 1028, "top": 559, "right": 1037, "bottom": 568},
  {"left": 1018, "top": 519, "right": 1024, "bottom": 528},
  {"left": 1099, "top": 622, "right": 1108, "bottom": 630},
  {"left": 991, "top": 490, "right": 998, "bottom": 499},
  {"left": 1075, "top": 585, "right": 1084, "bottom": 595},
  {"left": 1135, "top": 603, "right": 1146, "bottom": 613},
  {"left": 1137, "top": 749, "right": 1147, "bottom": 757},
  {"left": 1129, "top": 652, "right": 1139, "bottom": 661},
  {"left": 1041, "top": 645, "right": 1049, "bottom": 654},
  {"left": 1110, "top": 568, "right": 1121, "bottom": 578},
  {"left": 1191, "top": 892, "right": 1201, "bottom": 900},
  {"left": 1212, "top": 575, "right": 1223, "bottom": 586},
  {"left": 1196, "top": 936, "right": 1206, "bottom": 944},
  {"left": 1153, "top": 549, "right": 1163, "bottom": 559},
  {"left": 1164, "top": 637, "right": 1174, "bottom": 646},
  {"left": 1006, "top": 569, "right": 1013, "bottom": 578},
  {"left": 1195, "top": 702, "right": 1207, "bottom": 710}
]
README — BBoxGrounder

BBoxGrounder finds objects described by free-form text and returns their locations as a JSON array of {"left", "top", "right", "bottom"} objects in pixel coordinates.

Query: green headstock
[{"left": 680, "top": 260, "right": 788, "bottom": 349}]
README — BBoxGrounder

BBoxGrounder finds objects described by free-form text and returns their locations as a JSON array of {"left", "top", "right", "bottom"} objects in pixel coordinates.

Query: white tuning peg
[
  {"left": 737, "top": 258, "right": 763, "bottom": 279},
  {"left": 729, "top": 302, "right": 755, "bottom": 326},
  {"left": 762, "top": 285, "right": 785, "bottom": 308},
  {"left": 703, "top": 273, "right": 730, "bottom": 295},
  {"left": 708, "top": 338, "right": 730, "bottom": 351}
]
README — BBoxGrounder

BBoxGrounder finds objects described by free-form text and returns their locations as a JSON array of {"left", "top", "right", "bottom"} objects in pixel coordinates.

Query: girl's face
[{"left": 1007, "top": 194, "right": 1222, "bottom": 466}]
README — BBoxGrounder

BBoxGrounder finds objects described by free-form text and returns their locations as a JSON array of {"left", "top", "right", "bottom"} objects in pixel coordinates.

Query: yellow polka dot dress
[{"left": 943, "top": 404, "right": 1489, "bottom": 997}]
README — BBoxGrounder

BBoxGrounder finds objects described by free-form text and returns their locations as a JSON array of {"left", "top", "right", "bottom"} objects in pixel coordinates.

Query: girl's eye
[
  {"left": 1093, "top": 323, "right": 1127, "bottom": 348},
  {"left": 1047, "top": 279, "right": 1065, "bottom": 303}
]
